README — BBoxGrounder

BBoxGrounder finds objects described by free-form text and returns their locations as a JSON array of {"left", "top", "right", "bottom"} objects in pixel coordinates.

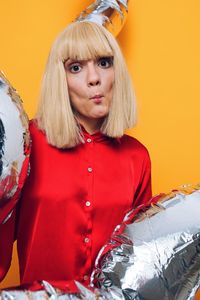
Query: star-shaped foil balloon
[{"left": 75, "top": 0, "right": 129, "bottom": 36}]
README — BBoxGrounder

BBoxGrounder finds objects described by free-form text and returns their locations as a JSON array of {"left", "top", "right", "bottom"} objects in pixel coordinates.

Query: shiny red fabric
[{"left": 0, "top": 120, "right": 152, "bottom": 287}]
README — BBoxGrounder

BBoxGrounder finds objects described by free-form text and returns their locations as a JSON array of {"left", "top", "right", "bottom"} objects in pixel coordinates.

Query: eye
[
  {"left": 98, "top": 57, "right": 113, "bottom": 68},
  {"left": 69, "top": 64, "right": 82, "bottom": 73}
]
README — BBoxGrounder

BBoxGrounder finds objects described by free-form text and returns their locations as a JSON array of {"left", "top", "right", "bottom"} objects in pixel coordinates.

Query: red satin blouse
[{"left": 0, "top": 120, "right": 152, "bottom": 287}]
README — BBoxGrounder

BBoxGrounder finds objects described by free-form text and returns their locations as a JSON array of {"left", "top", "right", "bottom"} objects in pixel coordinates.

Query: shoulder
[
  {"left": 118, "top": 134, "right": 151, "bottom": 169},
  {"left": 29, "top": 119, "right": 43, "bottom": 136},
  {"left": 29, "top": 119, "right": 47, "bottom": 143},
  {"left": 28, "top": 119, "right": 50, "bottom": 150},
  {"left": 120, "top": 134, "right": 150, "bottom": 156}
]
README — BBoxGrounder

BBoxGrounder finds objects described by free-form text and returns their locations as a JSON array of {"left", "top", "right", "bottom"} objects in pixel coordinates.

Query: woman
[{"left": 0, "top": 21, "right": 152, "bottom": 287}]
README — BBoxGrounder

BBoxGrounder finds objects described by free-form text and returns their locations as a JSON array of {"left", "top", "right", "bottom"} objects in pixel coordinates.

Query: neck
[{"left": 76, "top": 116, "right": 104, "bottom": 135}]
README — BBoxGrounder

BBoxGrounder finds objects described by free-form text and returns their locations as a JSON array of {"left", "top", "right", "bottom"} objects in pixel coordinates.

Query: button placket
[{"left": 83, "top": 134, "right": 94, "bottom": 277}]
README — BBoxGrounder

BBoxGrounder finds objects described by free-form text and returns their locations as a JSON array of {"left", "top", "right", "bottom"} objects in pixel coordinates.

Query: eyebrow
[
  {"left": 64, "top": 56, "right": 113, "bottom": 64},
  {"left": 64, "top": 59, "right": 84, "bottom": 66}
]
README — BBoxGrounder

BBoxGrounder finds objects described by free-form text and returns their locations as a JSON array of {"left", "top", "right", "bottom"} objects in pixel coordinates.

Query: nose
[{"left": 87, "top": 61, "right": 100, "bottom": 86}]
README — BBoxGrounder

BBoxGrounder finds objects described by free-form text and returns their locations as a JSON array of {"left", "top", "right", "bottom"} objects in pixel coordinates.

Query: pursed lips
[
  {"left": 89, "top": 94, "right": 104, "bottom": 104},
  {"left": 89, "top": 94, "right": 103, "bottom": 99}
]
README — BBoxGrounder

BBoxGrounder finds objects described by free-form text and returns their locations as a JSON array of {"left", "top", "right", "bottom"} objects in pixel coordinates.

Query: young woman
[{"left": 0, "top": 21, "right": 152, "bottom": 287}]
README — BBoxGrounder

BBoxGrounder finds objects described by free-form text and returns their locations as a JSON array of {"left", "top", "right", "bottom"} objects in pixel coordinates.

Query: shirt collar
[{"left": 80, "top": 125, "right": 121, "bottom": 144}]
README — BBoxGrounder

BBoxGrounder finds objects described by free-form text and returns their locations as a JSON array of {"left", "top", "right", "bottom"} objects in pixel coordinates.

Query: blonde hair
[{"left": 36, "top": 21, "right": 136, "bottom": 148}]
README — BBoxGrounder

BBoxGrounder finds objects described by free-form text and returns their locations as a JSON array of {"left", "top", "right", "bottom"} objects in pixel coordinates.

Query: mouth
[{"left": 90, "top": 94, "right": 104, "bottom": 104}]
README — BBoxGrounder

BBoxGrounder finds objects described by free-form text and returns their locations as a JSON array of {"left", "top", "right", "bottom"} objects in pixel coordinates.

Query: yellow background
[{"left": 0, "top": 0, "right": 200, "bottom": 297}]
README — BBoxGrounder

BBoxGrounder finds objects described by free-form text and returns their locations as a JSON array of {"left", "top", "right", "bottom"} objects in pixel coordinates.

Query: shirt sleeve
[
  {"left": 133, "top": 149, "right": 152, "bottom": 208},
  {"left": 0, "top": 207, "right": 16, "bottom": 282}
]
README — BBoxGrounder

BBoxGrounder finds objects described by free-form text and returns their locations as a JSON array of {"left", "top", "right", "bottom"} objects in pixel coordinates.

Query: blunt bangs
[{"left": 57, "top": 21, "right": 114, "bottom": 62}]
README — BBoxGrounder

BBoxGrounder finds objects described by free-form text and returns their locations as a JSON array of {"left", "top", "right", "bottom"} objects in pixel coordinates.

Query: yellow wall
[{"left": 0, "top": 0, "right": 200, "bottom": 297}]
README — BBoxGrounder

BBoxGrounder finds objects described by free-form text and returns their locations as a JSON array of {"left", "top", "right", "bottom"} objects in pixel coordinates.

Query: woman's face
[{"left": 64, "top": 56, "right": 114, "bottom": 127}]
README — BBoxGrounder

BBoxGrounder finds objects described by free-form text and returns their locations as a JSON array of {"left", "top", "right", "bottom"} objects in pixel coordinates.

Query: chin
[
  {"left": 92, "top": 114, "right": 108, "bottom": 120},
  {"left": 92, "top": 108, "right": 109, "bottom": 119}
]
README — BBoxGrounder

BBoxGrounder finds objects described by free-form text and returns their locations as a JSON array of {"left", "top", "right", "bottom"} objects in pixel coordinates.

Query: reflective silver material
[
  {"left": 75, "top": 281, "right": 125, "bottom": 300},
  {"left": 0, "top": 71, "right": 30, "bottom": 224},
  {"left": 76, "top": 0, "right": 129, "bottom": 36},
  {"left": 92, "top": 186, "right": 200, "bottom": 300},
  {"left": 41, "top": 280, "right": 58, "bottom": 299},
  {"left": 0, "top": 281, "right": 125, "bottom": 300},
  {"left": 0, "top": 290, "right": 47, "bottom": 300}
]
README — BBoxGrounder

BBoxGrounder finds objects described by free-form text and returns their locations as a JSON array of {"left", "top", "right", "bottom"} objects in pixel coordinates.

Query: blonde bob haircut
[{"left": 36, "top": 21, "right": 136, "bottom": 148}]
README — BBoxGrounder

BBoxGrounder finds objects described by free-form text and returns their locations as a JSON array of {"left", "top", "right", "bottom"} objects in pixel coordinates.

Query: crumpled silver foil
[
  {"left": 0, "top": 280, "right": 126, "bottom": 300},
  {"left": 75, "top": 0, "right": 129, "bottom": 36},
  {"left": 0, "top": 71, "right": 30, "bottom": 224},
  {"left": 91, "top": 185, "right": 200, "bottom": 300}
]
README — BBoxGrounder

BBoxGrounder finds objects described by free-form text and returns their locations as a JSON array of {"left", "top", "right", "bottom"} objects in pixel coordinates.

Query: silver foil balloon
[
  {"left": 91, "top": 185, "right": 200, "bottom": 300},
  {"left": 75, "top": 0, "right": 129, "bottom": 36},
  {"left": 0, "top": 280, "right": 125, "bottom": 300},
  {"left": 0, "top": 71, "right": 30, "bottom": 224}
]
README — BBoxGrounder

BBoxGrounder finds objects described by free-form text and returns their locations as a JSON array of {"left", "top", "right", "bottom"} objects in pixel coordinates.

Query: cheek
[
  {"left": 106, "top": 80, "right": 114, "bottom": 99},
  {"left": 66, "top": 79, "right": 77, "bottom": 97},
  {"left": 66, "top": 75, "right": 85, "bottom": 98},
  {"left": 66, "top": 81, "right": 86, "bottom": 112},
  {"left": 105, "top": 71, "right": 115, "bottom": 91}
]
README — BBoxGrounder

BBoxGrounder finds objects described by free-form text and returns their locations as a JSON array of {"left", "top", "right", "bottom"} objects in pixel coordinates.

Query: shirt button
[
  {"left": 88, "top": 167, "right": 93, "bottom": 172},
  {"left": 84, "top": 237, "right": 90, "bottom": 243},
  {"left": 83, "top": 275, "right": 88, "bottom": 281},
  {"left": 86, "top": 201, "right": 91, "bottom": 207},
  {"left": 87, "top": 138, "right": 92, "bottom": 143}
]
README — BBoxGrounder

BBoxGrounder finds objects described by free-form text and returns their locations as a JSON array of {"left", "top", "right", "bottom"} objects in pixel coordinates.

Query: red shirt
[{"left": 0, "top": 120, "right": 152, "bottom": 286}]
